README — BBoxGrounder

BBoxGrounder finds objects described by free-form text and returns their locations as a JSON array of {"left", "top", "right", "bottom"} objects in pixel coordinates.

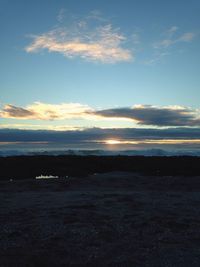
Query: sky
[{"left": 0, "top": 0, "right": 200, "bottom": 149}]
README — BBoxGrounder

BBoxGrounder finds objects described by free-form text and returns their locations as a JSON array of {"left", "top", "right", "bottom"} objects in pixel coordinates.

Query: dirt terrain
[{"left": 1, "top": 172, "right": 200, "bottom": 266}]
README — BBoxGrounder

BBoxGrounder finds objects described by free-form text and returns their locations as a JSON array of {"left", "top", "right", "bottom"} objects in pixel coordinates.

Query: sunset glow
[
  {"left": 103, "top": 139, "right": 200, "bottom": 145},
  {"left": 105, "top": 139, "right": 123, "bottom": 145}
]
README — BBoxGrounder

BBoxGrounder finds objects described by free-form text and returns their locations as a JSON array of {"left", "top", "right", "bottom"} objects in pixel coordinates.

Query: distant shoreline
[{"left": 1, "top": 155, "right": 200, "bottom": 181}]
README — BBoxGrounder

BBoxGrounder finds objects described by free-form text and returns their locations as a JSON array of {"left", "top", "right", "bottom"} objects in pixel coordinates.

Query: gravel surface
[{"left": 0, "top": 172, "right": 200, "bottom": 266}]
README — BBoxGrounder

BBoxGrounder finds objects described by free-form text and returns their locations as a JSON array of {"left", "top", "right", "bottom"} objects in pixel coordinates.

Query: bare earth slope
[{"left": 1, "top": 172, "right": 200, "bottom": 266}]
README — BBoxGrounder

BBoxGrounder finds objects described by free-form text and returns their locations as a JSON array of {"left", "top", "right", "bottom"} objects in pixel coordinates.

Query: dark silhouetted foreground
[
  {"left": 1, "top": 155, "right": 200, "bottom": 180},
  {"left": 0, "top": 172, "right": 200, "bottom": 266}
]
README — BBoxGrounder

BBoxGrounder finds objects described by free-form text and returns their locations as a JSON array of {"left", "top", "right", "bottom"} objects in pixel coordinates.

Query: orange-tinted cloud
[{"left": 0, "top": 102, "right": 92, "bottom": 120}]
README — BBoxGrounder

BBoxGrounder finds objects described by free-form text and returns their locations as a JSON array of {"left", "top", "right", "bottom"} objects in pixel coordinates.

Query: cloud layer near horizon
[
  {"left": 1, "top": 102, "right": 200, "bottom": 127},
  {"left": 1, "top": 127, "right": 200, "bottom": 144}
]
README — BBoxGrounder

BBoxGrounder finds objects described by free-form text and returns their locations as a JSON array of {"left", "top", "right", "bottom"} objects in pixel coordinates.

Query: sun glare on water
[
  {"left": 102, "top": 138, "right": 200, "bottom": 146},
  {"left": 105, "top": 139, "right": 122, "bottom": 145}
]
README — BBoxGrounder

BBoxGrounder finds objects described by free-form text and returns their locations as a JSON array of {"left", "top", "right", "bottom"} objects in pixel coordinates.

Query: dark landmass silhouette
[{"left": 0, "top": 155, "right": 200, "bottom": 181}]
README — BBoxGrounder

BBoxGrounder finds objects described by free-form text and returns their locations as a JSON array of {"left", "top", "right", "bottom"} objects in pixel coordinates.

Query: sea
[{"left": 1, "top": 141, "right": 200, "bottom": 157}]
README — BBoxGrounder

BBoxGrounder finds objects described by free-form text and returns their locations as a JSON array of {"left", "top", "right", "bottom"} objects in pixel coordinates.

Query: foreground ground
[{"left": 1, "top": 172, "right": 200, "bottom": 266}]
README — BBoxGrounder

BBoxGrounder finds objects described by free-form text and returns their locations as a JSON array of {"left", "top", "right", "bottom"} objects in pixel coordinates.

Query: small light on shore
[{"left": 36, "top": 175, "right": 59, "bottom": 179}]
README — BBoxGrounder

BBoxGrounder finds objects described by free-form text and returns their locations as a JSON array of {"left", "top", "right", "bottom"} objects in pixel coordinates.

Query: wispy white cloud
[
  {"left": 86, "top": 10, "right": 108, "bottom": 22},
  {"left": 26, "top": 8, "right": 198, "bottom": 65},
  {"left": 131, "top": 33, "right": 140, "bottom": 45},
  {"left": 143, "top": 51, "right": 170, "bottom": 65},
  {"left": 26, "top": 18, "right": 133, "bottom": 63},
  {"left": 166, "top": 26, "right": 179, "bottom": 38},
  {"left": 178, "top": 32, "right": 196, "bottom": 42},
  {"left": 143, "top": 26, "right": 197, "bottom": 65},
  {"left": 57, "top": 8, "right": 66, "bottom": 23},
  {"left": 154, "top": 26, "right": 196, "bottom": 49}
]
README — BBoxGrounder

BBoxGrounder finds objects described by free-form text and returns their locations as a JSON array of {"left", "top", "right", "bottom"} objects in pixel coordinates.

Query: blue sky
[{"left": 0, "top": 0, "right": 200, "bottom": 131}]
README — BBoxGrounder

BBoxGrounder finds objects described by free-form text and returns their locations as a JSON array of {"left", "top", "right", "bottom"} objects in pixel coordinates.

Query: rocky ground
[{"left": 1, "top": 172, "right": 200, "bottom": 266}]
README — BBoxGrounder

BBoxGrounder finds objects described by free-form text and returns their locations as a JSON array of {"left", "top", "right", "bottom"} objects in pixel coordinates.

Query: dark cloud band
[{"left": 92, "top": 106, "right": 200, "bottom": 126}]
